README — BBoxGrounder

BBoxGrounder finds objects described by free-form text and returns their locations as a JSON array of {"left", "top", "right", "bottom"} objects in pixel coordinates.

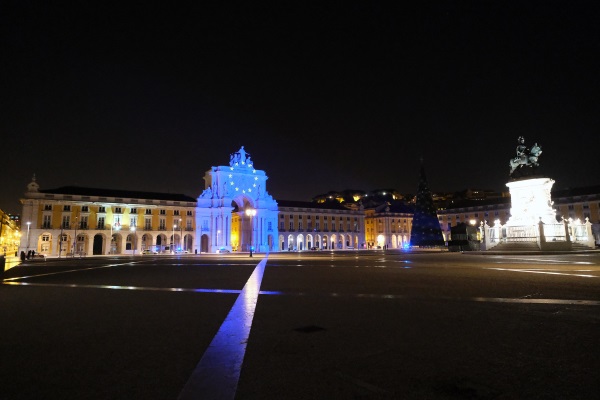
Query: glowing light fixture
[
  {"left": 245, "top": 208, "right": 256, "bottom": 257},
  {"left": 26, "top": 221, "right": 31, "bottom": 254}
]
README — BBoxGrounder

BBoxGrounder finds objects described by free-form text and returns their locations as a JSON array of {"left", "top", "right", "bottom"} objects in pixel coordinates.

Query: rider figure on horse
[
  {"left": 515, "top": 136, "right": 530, "bottom": 163},
  {"left": 510, "top": 136, "right": 542, "bottom": 177}
]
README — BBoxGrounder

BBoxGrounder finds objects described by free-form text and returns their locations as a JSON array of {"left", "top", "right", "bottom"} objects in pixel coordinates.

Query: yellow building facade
[
  {"left": 276, "top": 200, "right": 365, "bottom": 251},
  {"left": 364, "top": 204, "right": 413, "bottom": 250},
  {"left": 1, "top": 210, "right": 20, "bottom": 257},
  {"left": 20, "top": 177, "right": 197, "bottom": 257}
]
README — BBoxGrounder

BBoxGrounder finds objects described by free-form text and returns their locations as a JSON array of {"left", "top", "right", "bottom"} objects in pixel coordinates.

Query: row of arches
[
  {"left": 28, "top": 231, "right": 196, "bottom": 256},
  {"left": 27, "top": 230, "right": 379, "bottom": 256},
  {"left": 279, "top": 233, "right": 361, "bottom": 251},
  {"left": 368, "top": 234, "right": 411, "bottom": 250}
]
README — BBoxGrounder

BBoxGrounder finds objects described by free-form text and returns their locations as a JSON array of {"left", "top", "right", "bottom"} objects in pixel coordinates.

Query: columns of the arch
[
  {"left": 218, "top": 213, "right": 229, "bottom": 248},
  {"left": 256, "top": 214, "right": 263, "bottom": 252},
  {"left": 211, "top": 216, "right": 217, "bottom": 249},
  {"left": 104, "top": 235, "right": 110, "bottom": 254},
  {"left": 132, "top": 234, "right": 139, "bottom": 253},
  {"left": 83, "top": 238, "right": 93, "bottom": 256},
  {"left": 209, "top": 209, "right": 232, "bottom": 252},
  {"left": 222, "top": 216, "right": 226, "bottom": 249},
  {"left": 213, "top": 214, "right": 223, "bottom": 248}
]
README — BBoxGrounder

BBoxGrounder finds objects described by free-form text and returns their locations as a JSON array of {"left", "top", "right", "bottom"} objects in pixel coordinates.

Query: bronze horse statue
[{"left": 509, "top": 142, "right": 542, "bottom": 176}]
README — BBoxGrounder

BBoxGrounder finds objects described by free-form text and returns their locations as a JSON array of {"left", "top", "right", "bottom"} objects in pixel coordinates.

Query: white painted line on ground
[
  {"left": 1, "top": 262, "right": 138, "bottom": 282},
  {"left": 471, "top": 297, "right": 600, "bottom": 305},
  {"left": 487, "top": 267, "right": 597, "bottom": 278},
  {"left": 488, "top": 256, "right": 595, "bottom": 264}
]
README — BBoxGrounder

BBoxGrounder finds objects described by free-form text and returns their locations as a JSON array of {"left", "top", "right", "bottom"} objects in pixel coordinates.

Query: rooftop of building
[{"left": 38, "top": 186, "right": 197, "bottom": 203}]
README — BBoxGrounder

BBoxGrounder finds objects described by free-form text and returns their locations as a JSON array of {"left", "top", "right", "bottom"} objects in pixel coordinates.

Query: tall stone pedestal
[{"left": 506, "top": 177, "right": 558, "bottom": 226}]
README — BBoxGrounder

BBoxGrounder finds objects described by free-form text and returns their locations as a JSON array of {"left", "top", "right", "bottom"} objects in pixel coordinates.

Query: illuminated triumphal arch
[{"left": 195, "top": 147, "right": 279, "bottom": 253}]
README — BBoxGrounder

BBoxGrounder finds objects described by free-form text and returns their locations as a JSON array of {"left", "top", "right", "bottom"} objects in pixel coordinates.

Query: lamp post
[
  {"left": 110, "top": 223, "right": 120, "bottom": 254},
  {"left": 26, "top": 221, "right": 31, "bottom": 255},
  {"left": 245, "top": 208, "right": 256, "bottom": 257},
  {"left": 59, "top": 225, "right": 63, "bottom": 258},
  {"left": 172, "top": 224, "right": 176, "bottom": 254},
  {"left": 179, "top": 218, "right": 182, "bottom": 252},
  {"left": 73, "top": 217, "right": 78, "bottom": 257}
]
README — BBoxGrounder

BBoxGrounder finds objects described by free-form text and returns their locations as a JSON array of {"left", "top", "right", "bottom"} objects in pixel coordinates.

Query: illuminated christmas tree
[{"left": 409, "top": 161, "right": 445, "bottom": 247}]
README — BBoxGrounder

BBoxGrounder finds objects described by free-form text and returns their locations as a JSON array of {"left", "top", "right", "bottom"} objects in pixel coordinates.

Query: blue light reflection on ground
[{"left": 177, "top": 257, "right": 268, "bottom": 400}]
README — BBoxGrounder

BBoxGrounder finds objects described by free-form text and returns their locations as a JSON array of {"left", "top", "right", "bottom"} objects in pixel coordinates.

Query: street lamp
[
  {"left": 110, "top": 223, "right": 120, "bottom": 254},
  {"left": 59, "top": 225, "right": 63, "bottom": 258},
  {"left": 26, "top": 221, "right": 31, "bottom": 255},
  {"left": 172, "top": 224, "right": 177, "bottom": 254},
  {"left": 179, "top": 218, "right": 182, "bottom": 252},
  {"left": 73, "top": 216, "right": 78, "bottom": 257},
  {"left": 245, "top": 208, "right": 256, "bottom": 257}
]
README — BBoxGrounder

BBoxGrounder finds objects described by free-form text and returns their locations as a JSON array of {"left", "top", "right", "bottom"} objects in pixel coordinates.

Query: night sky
[{"left": 2, "top": 1, "right": 599, "bottom": 215}]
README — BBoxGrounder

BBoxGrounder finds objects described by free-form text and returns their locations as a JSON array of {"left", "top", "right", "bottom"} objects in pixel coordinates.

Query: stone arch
[
  {"left": 141, "top": 233, "right": 154, "bottom": 252},
  {"left": 183, "top": 233, "right": 193, "bottom": 252},
  {"left": 231, "top": 195, "right": 256, "bottom": 253},
  {"left": 93, "top": 234, "right": 104, "bottom": 255},
  {"left": 297, "top": 234, "right": 305, "bottom": 251},
  {"left": 70, "top": 232, "right": 88, "bottom": 255},
  {"left": 112, "top": 233, "right": 125, "bottom": 254},
  {"left": 231, "top": 194, "right": 254, "bottom": 211},
  {"left": 201, "top": 234, "right": 209, "bottom": 253},
  {"left": 340, "top": 234, "right": 348, "bottom": 248},
  {"left": 125, "top": 233, "right": 138, "bottom": 253},
  {"left": 279, "top": 234, "right": 285, "bottom": 251},
  {"left": 156, "top": 233, "right": 168, "bottom": 253},
  {"left": 330, "top": 234, "right": 340, "bottom": 250}
]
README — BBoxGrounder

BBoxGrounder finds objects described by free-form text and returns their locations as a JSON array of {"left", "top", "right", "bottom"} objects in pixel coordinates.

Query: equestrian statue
[{"left": 509, "top": 136, "right": 542, "bottom": 178}]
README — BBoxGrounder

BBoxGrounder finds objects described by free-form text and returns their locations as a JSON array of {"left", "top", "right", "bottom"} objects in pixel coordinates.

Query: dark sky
[{"left": 2, "top": 1, "right": 599, "bottom": 215}]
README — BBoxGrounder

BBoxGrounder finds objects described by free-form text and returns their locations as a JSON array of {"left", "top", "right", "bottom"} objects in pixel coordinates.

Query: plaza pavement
[{"left": 1, "top": 250, "right": 599, "bottom": 399}]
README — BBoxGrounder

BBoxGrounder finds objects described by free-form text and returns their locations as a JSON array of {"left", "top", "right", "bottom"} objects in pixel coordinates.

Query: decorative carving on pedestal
[{"left": 506, "top": 178, "right": 557, "bottom": 226}]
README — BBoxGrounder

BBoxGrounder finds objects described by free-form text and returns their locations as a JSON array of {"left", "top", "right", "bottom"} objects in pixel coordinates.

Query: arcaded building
[{"left": 18, "top": 147, "right": 367, "bottom": 256}]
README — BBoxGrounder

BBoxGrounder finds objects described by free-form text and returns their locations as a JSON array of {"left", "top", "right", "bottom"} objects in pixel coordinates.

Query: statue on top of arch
[{"left": 229, "top": 146, "right": 253, "bottom": 167}]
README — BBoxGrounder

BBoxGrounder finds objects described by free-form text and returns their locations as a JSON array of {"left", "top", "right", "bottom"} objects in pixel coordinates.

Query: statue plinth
[{"left": 506, "top": 177, "right": 558, "bottom": 226}]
